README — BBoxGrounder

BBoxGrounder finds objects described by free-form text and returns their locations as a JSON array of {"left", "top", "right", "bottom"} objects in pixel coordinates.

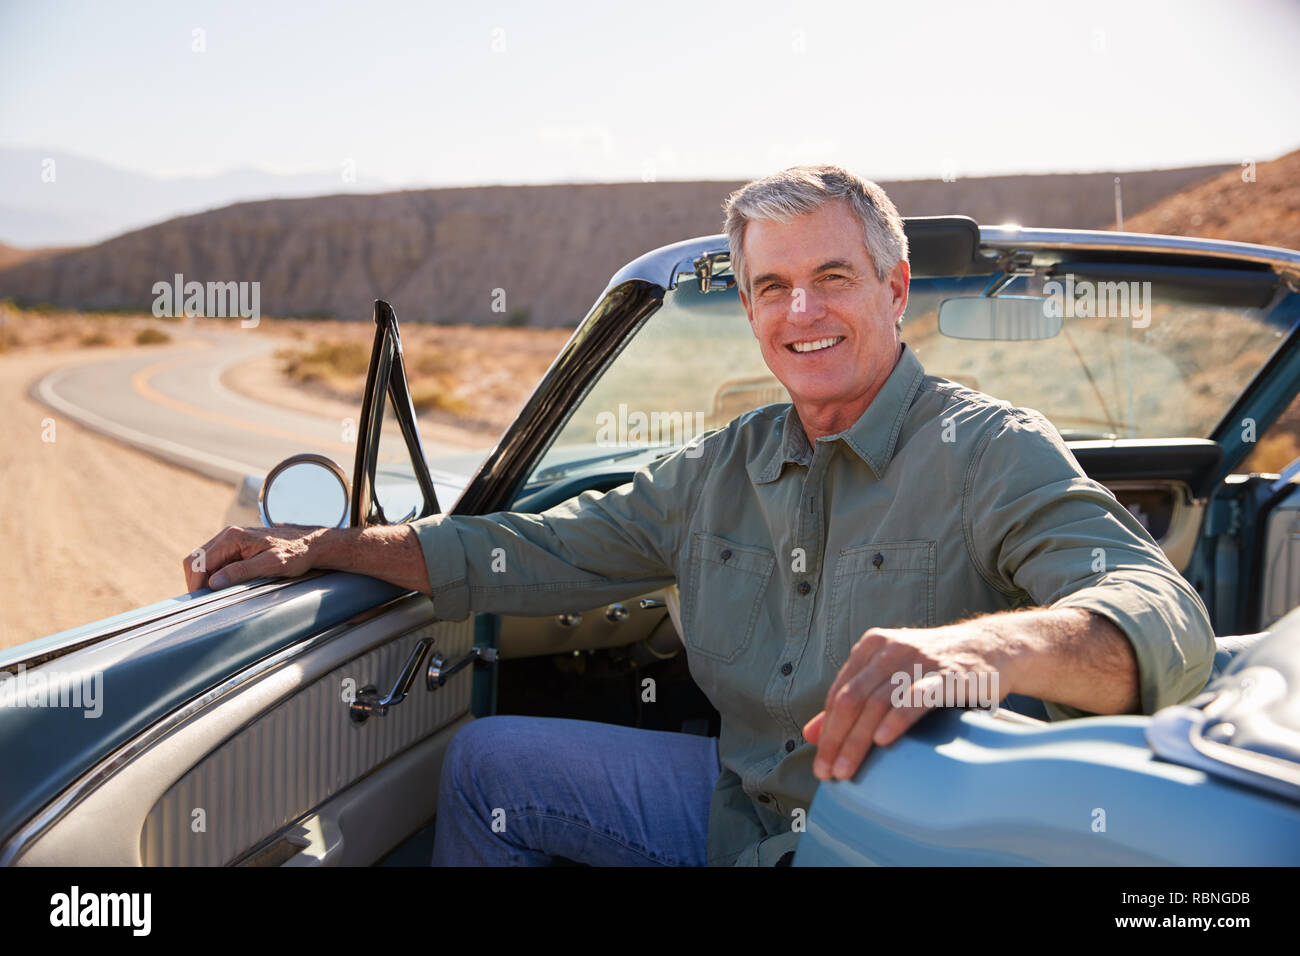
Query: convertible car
[{"left": 3, "top": 217, "right": 1299, "bottom": 866}]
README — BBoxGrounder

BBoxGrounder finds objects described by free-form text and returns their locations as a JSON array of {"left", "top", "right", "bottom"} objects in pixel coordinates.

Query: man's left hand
[{"left": 802, "top": 622, "right": 1010, "bottom": 781}]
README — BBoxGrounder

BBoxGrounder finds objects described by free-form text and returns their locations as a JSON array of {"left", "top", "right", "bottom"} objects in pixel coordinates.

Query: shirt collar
[{"left": 750, "top": 342, "right": 927, "bottom": 483}]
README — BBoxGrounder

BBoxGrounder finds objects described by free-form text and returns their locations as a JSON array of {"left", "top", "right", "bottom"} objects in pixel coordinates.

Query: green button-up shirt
[{"left": 411, "top": 342, "right": 1215, "bottom": 866}]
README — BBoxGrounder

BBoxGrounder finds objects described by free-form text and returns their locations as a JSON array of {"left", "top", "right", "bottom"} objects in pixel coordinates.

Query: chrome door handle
[
  {"left": 427, "top": 646, "right": 498, "bottom": 690},
  {"left": 350, "top": 637, "right": 434, "bottom": 724}
]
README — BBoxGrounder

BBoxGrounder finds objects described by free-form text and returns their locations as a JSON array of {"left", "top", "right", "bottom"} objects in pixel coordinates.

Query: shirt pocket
[
  {"left": 825, "top": 540, "right": 937, "bottom": 672},
  {"left": 682, "top": 531, "right": 776, "bottom": 664}
]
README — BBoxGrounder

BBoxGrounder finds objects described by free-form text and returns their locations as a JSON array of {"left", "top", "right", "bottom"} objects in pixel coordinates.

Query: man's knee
[{"left": 442, "top": 714, "right": 547, "bottom": 792}]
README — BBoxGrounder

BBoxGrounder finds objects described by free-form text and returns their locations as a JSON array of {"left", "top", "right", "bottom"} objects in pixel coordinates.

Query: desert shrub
[
  {"left": 410, "top": 380, "right": 470, "bottom": 416},
  {"left": 135, "top": 327, "right": 172, "bottom": 345},
  {"left": 278, "top": 340, "right": 370, "bottom": 384}
]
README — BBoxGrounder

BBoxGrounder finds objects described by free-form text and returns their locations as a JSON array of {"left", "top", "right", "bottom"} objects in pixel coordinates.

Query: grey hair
[{"left": 723, "top": 165, "right": 909, "bottom": 307}]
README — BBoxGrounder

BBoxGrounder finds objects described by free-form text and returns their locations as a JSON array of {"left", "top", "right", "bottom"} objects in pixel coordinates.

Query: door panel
[
  {"left": 1260, "top": 483, "right": 1300, "bottom": 629},
  {"left": 11, "top": 595, "right": 473, "bottom": 866},
  {"left": 0, "top": 573, "right": 410, "bottom": 854},
  {"left": 1099, "top": 480, "right": 1204, "bottom": 573},
  {"left": 1070, "top": 441, "right": 1220, "bottom": 576}
]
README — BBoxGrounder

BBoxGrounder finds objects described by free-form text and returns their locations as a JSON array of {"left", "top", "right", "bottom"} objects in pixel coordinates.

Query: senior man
[{"left": 187, "top": 165, "right": 1215, "bottom": 866}]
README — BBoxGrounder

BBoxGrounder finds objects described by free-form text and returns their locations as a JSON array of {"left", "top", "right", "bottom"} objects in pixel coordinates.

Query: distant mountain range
[
  {"left": 0, "top": 147, "right": 391, "bottom": 247},
  {"left": 0, "top": 161, "right": 1239, "bottom": 328}
]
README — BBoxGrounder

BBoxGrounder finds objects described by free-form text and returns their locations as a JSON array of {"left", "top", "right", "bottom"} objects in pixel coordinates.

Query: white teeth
[{"left": 790, "top": 336, "right": 843, "bottom": 353}]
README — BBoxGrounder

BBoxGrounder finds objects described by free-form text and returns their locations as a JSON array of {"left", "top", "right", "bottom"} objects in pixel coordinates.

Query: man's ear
[{"left": 888, "top": 258, "right": 910, "bottom": 326}]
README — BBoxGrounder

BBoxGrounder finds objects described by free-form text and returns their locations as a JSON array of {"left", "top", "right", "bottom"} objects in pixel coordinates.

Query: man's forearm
[
  {"left": 987, "top": 607, "right": 1140, "bottom": 714},
  {"left": 313, "top": 525, "right": 433, "bottom": 595}
]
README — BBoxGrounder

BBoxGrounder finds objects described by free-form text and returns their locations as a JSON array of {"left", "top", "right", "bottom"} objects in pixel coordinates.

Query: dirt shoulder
[{"left": 0, "top": 346, "right": 235, "bottom": 650}]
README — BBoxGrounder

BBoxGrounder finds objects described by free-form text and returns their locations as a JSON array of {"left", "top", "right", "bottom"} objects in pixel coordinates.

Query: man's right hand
[
  {"left": 183, "top": 523, "right": 434, "bottom": 595},
  {"left": 183, "top": 525, "right": 327, "bottom": 593}
]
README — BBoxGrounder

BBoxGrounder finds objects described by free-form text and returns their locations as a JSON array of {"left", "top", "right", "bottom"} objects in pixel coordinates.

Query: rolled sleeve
[
  {"left": 1050, "top": 569, "right": 1215, "bottom": 717},
  {"left": 965, "top": 407, "right": 1215, "bottom": 718},
  {"left": 409, "top": 514, "right": 473, "bottom": 621}
]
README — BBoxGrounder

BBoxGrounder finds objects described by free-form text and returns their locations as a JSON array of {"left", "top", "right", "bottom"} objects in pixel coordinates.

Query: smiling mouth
[{"left": 787, "top": 336, "right": 845, "bottom": 354}]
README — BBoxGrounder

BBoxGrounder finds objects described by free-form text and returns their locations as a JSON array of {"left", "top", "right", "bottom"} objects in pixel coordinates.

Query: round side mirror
[{"left": 259, "top": 454, "right": 350, "bottom": 529}]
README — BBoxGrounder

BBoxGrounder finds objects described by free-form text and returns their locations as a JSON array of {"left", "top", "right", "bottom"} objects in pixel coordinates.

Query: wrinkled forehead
[{"left": 742, "top": 200, "right": 873, "bottom": 278}]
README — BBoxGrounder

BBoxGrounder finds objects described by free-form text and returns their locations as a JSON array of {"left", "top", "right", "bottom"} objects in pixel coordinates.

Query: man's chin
[
  {"left": 765, "top": 357, "right": 854, "bottom": 406},
  {"left": 781, "top": 382, "right": 854, "bottom": 409}
]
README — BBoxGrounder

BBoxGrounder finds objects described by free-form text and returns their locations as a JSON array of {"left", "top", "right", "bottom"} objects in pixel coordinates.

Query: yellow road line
[{"left": 130, "top": 351, "right": 354, "bottom": 454}]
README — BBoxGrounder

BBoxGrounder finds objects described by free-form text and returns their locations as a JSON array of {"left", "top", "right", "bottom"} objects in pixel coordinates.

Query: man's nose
[{"left": 788, "top": 285, "right": 828, "bottom": 323}]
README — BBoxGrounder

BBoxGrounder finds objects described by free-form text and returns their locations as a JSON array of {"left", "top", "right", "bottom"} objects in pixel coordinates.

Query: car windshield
[{"left": 528, "top": 261, "right": 1299, "bottom": 484}]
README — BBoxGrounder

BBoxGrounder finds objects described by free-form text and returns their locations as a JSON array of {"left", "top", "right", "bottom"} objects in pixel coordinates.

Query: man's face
[{"left": 738, "top": 199, "right": 909, "bottom": 417}]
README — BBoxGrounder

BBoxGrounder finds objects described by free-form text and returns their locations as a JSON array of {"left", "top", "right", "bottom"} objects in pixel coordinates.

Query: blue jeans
[{"left": 431, "top": 715, "right": 721, "bottom": 866}]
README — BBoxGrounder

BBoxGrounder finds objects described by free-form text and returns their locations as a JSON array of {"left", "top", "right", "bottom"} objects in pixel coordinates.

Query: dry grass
[
  {"left": 0, "top": 300, "right": 178, "bottom": 353},
  {"left": 134, "top": 327, "right": 172, "bottom": 345},
  {"left": 410, "top": 380, "right": 471, "bottom": 416},
  {"left": 264, "top": 317, "right": 571, "bottom": 433},
  {"left": 276, "top": 339, "right": 370, "bottom": 387}
]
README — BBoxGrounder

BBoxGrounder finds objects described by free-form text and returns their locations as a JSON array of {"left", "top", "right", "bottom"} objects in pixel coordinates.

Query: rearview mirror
[
  {"left": 259, "top": 454, "right": 350, "bottom": 528},
  {"left": 938, "top": 296, "right": 1062, "bottom": 340}
]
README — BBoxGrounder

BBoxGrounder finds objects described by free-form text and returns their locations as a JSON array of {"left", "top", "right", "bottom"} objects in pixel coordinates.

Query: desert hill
[
  {"left": 1120, "top": 149, "right": 1300, "bottom": 250},
  {"left": 0, "top": 165, "right": 1230, "bottom": 327}
]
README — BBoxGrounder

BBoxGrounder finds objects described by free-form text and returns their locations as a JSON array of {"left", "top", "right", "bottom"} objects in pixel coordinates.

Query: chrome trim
[
  {"left": 1147, "top": 704, "right": 1300, "bottom": 802},
  {"left": 349, "top": 636, "right": 434, "bottom": 723},
  {"left": 979, "top": 225, "right": 1300, "bottom": 276},
  {"left": 604, "top": 235, "right": 729, "bottom": 293},
  {"left": 692, "top": 251, "right": 736, "bottom": 293},
  {"left": 0, "top": 590, "right": 429, "bottom": 866},
  {"left": 600, "top": 227, "right": 1300, "bottom": 293},
  {"left": 1272, "top": 456, "right": 1300, "bottom": 493},
  {"left": 0, "top": 574, "right": 326, "bottom": 672},
  {"left": 426, "top": 645, "right": 498, "bottom": 690}
]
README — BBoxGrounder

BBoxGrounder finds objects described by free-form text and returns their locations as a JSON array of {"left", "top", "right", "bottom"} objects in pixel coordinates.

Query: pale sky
[{"left": 1, "top": 0, "right": 1298, "bottom": 187}]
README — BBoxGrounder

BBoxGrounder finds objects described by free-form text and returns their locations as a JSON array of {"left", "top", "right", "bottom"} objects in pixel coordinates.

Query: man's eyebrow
[{"left": 752, "top": 260, "right": 858, "bottom": 287}]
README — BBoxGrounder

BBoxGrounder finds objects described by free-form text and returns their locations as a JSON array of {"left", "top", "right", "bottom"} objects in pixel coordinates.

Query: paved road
[{"left": 32, "top": 331, "right": 486, "bottom": 493}]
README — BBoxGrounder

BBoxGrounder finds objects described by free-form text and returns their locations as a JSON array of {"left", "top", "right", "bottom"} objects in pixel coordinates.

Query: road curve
[{"left": 31, "top": 330, "right": 480, "bottom": 487}]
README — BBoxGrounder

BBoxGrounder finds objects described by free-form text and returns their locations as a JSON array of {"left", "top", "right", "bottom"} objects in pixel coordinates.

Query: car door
[{"left": 0, "top": 301, "right": 486, "bottom": 867}]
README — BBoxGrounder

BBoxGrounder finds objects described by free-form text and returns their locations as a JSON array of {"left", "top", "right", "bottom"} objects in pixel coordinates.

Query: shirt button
[
  {"left": 720, "top": 549, "right": 732, "bottom": 561},
  {"left": 785, "top": 739, "right": 797, "bottom": 753},
  {"left": 797, "top": 581, "right": 811, "bottom": 595},
  {"left": 780, "top": 661, "right": 793, "bottom": 676}
]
